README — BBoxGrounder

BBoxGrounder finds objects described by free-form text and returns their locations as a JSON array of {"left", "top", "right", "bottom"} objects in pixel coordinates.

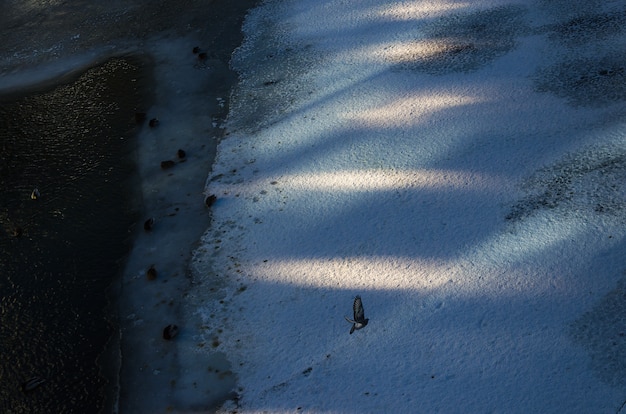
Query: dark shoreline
[{"left": 114, "top": 1, "right": 261, "bottom": 412}]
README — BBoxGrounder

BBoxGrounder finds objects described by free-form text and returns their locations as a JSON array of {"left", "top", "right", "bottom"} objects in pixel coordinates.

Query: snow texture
[{"left": 195, "top": 0, "right": 626, "bottom": 412}]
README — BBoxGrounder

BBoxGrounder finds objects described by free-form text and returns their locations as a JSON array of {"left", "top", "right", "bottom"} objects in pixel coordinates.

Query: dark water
[{"left": 0, "top": 57, "right": 150, "bottom": 413}]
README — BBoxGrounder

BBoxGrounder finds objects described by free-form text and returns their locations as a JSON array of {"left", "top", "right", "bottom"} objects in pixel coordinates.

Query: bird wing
[{"left": 353, "top": 295, "right": 365, "bottom": 322}]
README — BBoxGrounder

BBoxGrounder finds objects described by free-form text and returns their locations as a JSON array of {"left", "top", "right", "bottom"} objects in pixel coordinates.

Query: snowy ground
[{"left": 195, "top": 0, "right": 626, "bottom": 412}]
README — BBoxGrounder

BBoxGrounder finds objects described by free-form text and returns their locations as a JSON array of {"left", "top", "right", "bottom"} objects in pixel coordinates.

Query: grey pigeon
[{"left": 345, "top": 295, "right": 369, "bottom": 334}]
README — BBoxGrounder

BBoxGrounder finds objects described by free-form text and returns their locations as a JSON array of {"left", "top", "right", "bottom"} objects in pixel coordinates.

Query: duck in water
[{"left": 21, "top": 376, "right": 46, "bottom": 392}]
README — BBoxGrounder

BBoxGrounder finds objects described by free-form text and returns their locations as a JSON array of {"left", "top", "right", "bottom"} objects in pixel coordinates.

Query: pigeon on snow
[{"left": 345, "top": 295, "right": 369, "bottom": 334}]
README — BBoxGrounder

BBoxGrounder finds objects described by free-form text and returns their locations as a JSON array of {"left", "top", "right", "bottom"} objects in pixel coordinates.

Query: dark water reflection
[{"left": 0, "top": 57, "right": 149, "bottom": 413}]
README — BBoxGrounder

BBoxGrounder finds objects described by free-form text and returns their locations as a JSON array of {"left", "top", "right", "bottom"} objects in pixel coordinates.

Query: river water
[{"left": 0, "top": 57, "right": 148, "bottom": 413}]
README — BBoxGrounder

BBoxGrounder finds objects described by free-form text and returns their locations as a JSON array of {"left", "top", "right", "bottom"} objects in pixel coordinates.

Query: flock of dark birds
[
  {"left": 134, "top": 46, "right": 227, "bottom": 346},
  {"left": 134, "top": 47, "right": 227, "bottom": 348}
]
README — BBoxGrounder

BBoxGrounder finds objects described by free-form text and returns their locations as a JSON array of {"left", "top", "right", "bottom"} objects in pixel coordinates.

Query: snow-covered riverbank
[{"left": 198, "top": 0, "right": 626, "bottom": 412}]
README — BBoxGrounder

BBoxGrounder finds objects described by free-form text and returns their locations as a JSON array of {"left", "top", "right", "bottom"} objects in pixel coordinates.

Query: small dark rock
[
  {"left": 12, "top": 227, "right": 23, "bottom": 238},
  {"left": 163, "top": 324, "right": 179, "bottom": 340},
  {"left": 149, "top": 118, "right": 159, "bottom": 128},
  {"left": 177, "top": 149, "right": 186, "bottom": 159},
  {"left": 198, "top": 52, "right": 208, "bottom": 60},
  {"left": 21, "top": 377, "right": 46, "bottom": 392},
  {"left": 161, "top": 160, "right": 176, "bottom": 170},
  {"left": 192, "top": 46, "right": 201, "bottom": 54}
]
